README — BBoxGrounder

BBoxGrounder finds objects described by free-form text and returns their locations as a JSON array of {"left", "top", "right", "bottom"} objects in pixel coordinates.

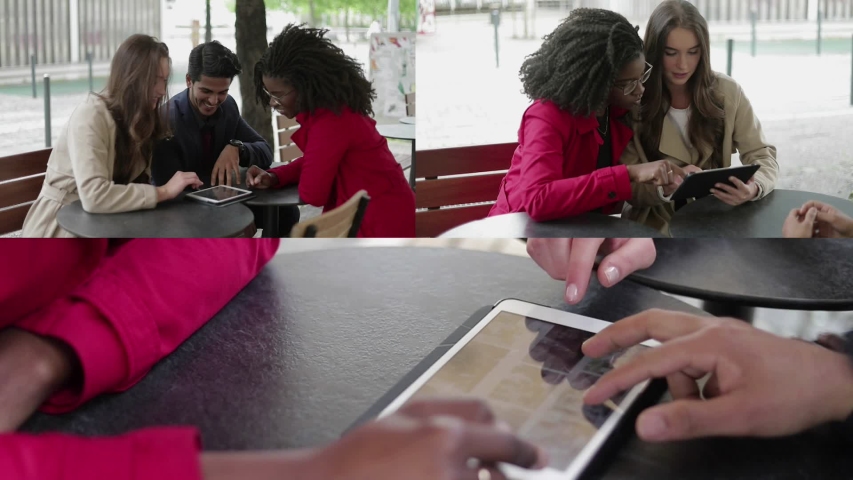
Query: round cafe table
[
  {"left": 57, "top": 196, "right": 254, "bottom": 238},
  {"left": 439, "top": 212, "right": 666, "bottom": 238},
  {"left": 670, "top": 189, "right": 853, "bottom": 237},
  {"left": 377, "top": 123, "right": 416, "bottom": 188},
  {"left": 22, "top": 246, "right": 851, "bottom": 480},
  {"left": 628, "top": 239, "right": 853, "bottom": 321},
  {"left": 238, "top": 163, "right": 304, "bottom": 238},
  {"left": 400, "top": 116, "right": 415, "bottom": 125}
]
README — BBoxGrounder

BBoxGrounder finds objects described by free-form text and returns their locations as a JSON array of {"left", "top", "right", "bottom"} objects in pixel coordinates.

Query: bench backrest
[
  {"left": 0, "top": 148, "right": 52, "bottom": 235},
  {"left": 415, "top": 142, "right": 516, "bottom": 237}
]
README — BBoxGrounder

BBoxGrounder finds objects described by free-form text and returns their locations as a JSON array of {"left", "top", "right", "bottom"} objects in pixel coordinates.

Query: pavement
[{"left": 417, "top": 11, "right": 853, "bottom": 199}]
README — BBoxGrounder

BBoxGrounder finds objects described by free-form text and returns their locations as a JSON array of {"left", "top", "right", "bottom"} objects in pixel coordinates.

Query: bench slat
[
  {"left": 416, "top": 205, "right": 493, "bottom": 238},
  {"left": 415, "top": 173, "right": 504, "bottom": 209},
  {"left": 415, "top": 143, "right": 516, "bottom": 178},
  {"left": 0, "top": 149, "right": 52, "bottom": 182}
]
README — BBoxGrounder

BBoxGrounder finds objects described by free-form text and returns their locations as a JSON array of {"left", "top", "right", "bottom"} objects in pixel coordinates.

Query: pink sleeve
[
  {"left": 268, "top": 157, "right": 304, "bottom": 187},
  {"left": 14, "top": 239, "right": 280, "bottom": 413},
  {"left": 288, "top": 113, "right": 350, "bottom": 207},
  {"left": 517, "top": 114, "right": 633, "bottom": 221},
  {"left": 0, "top": 427, "right": 202, "bottom": 480}
]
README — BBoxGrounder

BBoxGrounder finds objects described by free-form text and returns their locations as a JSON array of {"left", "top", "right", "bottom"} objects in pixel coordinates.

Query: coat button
[{"left": 608, "top": 191, "right": 616, "bottom": 199}]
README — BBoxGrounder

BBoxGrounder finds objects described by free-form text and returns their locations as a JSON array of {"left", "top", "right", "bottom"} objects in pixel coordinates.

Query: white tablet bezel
[
  {"left": 377, "top": 299, "right": 660, "bottom": 480},
  {"left": 186, "top": 185, "right": 254, "bottom": 205}
]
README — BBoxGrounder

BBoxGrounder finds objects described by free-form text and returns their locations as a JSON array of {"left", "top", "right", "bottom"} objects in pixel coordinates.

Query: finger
[
  {"left": 458, "top": 465, "right": 507, "bottom": 480},
  {"left": 710, "top": 189, "right": 740, "bottom": 206},
  {"left": 597, "top": 238, "right": 656, "bottom": 287},
  {"left": 634, "top": 395, "right": 748, "bottom": 441},
  {"left": 668, "top": 162, "right": 686, "bottom": 179},
  {"left": 583, "top": 333, "right": 718, "bottom": 405},
  {"left": 235, "top": 165, "right": 242, "bottom": 186},
  {"left": 702, "top": 373, "right": 722, "bottom": 398},
  {"left": 526, "top": 239, "right": 568, "bottom": 281},
  {"left": 804, "top": 207, "right": 817, "bottom": 224},
  {"left": 400, "top": 399, "right": 497, "bottom": 425},
  {"left": 666, "top": 371, "right": 701, "bottom": 400},
  {"left": 727, "top": 176, "right": 747, "bottom": 190},
  {"left": 460, "top": 424, "right": 547, "bottom": 470},
  {"left": 581, "top": 309, "right": 712, "bottom": 358},
  {"left": 564, "top": 239, "right": 605, "bottom": 304},
  {"left": 713, "top": 183, "right": 739, "bottom": 196},
  {"left": 218, "top": 168, "right": 226, "bottom": 188}
]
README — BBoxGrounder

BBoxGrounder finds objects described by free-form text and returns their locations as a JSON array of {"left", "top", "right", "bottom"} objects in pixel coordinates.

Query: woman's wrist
[{"left": 200, "top": 448, "right": 320, "bottom": 480}]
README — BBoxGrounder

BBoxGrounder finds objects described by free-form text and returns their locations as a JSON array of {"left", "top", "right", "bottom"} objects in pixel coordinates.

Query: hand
[
  {"left": 626, "top": 160, "right": 685, "bottom": 186},
  {"left": 710, "top": 176, "right": 758, "bottom": 206},
  {"left": 306, "top": 399, "right": 548, "bottom": 479},
  {"left": 798, "top": 200, "right": 853, "bottom": 238},
  {"left": 246, "top": 165, "right": 278, "bottom": 190},
  {"left": 211, "top": 145, "right": 242, "bottom": 187},
  {"left": 0, "top": 328, "right": 79, "bottom": 431},
  {"left": 156, "top": 171, "right": 203, "bottom": 202},
  {"left": 527, "top": 238, "right": 656, "bottom": 305},
  {"left": 782, "top": 207, "right": 818, "bottom": 238},
  {"left": 581, "top": 309, "right": 853, "bottom": 442},
  {"left": 661, "top": 164, "right": 702, "bottom": 196}
]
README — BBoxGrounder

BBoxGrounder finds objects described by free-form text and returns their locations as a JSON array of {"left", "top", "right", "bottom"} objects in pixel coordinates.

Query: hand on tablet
[
  {"left": 796, "top": 201, "right": 853, "bottom": 238},
  {"left": 661, "top": 164, "right": 702, "bottom": 196},
  {"left": 710, "top": 176, "right": 758, "bottom": 206},
  {"left": 311, "top": 399, "right": 548, "bottom": 479},
  {"left": 246, "top": 165, "right": 278, "bottom": 190},
  {"left": 626, "top": 160, "right": 685, "bottom": 186},
  {"left": 581, "top": 309, "right": 853, "bottom": 442},
  {"left": 156, "top": 171, "right": 203, "bottom": 202},
  {"left": 527, "top": 239, "right": 656, "bottom": 305},
  {"left": 211, "top": 145, "right": 242, "bottom": 187}
]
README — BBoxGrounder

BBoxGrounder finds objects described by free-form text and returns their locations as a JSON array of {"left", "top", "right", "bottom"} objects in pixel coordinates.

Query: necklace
[{"left": 597, "top": 108, "right": 609, "bottom": 137}]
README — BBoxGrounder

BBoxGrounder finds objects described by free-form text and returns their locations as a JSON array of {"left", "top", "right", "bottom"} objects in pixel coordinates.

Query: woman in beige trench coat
[{"left": 22, "top": 34, "right": 203, "bottom": 237}]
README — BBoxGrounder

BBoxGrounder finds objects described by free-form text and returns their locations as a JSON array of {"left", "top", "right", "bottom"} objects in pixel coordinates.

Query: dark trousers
[{"left": 247, "top": 205, "right": 301, "bottom": 237}]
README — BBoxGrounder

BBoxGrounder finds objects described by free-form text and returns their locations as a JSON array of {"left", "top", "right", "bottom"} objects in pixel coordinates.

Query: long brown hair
[
  {"left": 97, "top": 34, "right": 171, "bottom": 184},
  {"left": 639, "top": 0, "right": 725, "bottom": 167}
]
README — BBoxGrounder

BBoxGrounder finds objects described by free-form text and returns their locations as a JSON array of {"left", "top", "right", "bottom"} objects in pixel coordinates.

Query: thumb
[
  {"left": 804, "top": 207, "right": 817, "bottom": 223},
  {"left": 597, "top": 238, "right": 656, "bottom": 287},
  {"left": 635, "top": 395, "right": 746, "bottom": 441}
]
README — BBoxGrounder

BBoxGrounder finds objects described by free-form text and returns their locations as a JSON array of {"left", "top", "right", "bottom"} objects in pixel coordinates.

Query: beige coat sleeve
[
  {"left": 730, "top": 82, "right": 778, "bottom": 200},
  {"left": 68, "top": 101, "right": 158, "bottom": 213}
]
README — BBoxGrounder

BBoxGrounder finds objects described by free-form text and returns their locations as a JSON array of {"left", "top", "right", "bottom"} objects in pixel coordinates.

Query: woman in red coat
[
  {"left": 490, "top": 9, "right": 683, "bottom": 222},
  {"left": 245, "top": 24, "right": 415, "bottom": 238}
]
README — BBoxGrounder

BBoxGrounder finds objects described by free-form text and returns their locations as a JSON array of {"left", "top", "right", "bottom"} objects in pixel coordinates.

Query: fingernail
[
  {"left": 637, "top": 414, "right": 667, "bottom": 440},
  {"left": 566, "top": 284, "right": 578, "bottom": 303},
  {"left": 603, "top": 266, "right": 620, "bottom": 285}
]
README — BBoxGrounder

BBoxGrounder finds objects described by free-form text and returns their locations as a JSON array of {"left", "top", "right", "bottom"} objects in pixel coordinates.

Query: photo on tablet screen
[{"left": 378, "top": 300, "right": 656, "bottom": 479}]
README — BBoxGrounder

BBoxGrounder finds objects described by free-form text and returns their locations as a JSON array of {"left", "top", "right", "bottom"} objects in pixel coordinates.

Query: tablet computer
[
  {"left": 670, "top": 164, "right": 760, "bottom": 202},
  {"left": 376, "top": 298, "right": 664, "bottom": 480},
  {"left": 185, "top": 185, "right": 254, "bottom": 206}
]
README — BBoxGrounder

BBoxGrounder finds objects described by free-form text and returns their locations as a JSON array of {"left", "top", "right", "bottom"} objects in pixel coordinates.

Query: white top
[{"left": 667, "top": 106, "right": 692, "bottom": 148}]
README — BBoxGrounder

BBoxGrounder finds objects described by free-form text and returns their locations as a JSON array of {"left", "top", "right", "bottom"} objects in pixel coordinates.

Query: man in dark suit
[{"left": 152, "top": 41, "right": 299, "bottom": 235}]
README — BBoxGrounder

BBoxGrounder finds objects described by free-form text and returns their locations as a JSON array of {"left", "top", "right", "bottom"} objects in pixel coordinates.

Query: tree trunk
[
  {"left": 205, "top": 0, "right": 212, "bottom": 43},
  {"left": 235, "top": 0, "right": 273, "bottom": 147},
  {"left": 309, "top": 0, "right": 317, "bottom": 27}
]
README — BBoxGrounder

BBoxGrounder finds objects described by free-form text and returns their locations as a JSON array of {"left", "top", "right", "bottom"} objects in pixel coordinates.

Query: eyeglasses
[
  {"left": 262, "top": 87, "right": 294, "bottom": 106},
  {"left": 616, "top": 62, "right": 653, "bottom": 96}
]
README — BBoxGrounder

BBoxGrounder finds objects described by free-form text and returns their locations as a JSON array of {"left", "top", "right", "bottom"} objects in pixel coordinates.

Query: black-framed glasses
[{"left": 617, "top": 62, "right": 653, "bottom": 96}]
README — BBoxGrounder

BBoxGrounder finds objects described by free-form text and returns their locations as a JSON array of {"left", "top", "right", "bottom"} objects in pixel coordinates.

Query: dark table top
[
  {"left": 670, "top": 189, "right": 853, "bottom": 238},
  {"left": 230, "top": 164, "right": 304, "bottom": 208},
  {"left": 629, "top": 239, "right": 853, "bottom": 310},
  {"left": 21, "top": 247, "right": 852, "bottom": 479},
  {"left": 56, "top": 196, "right": 255, "bottom": 238},
  {"left": 440, "top": 212, "right": 666, "bottom": 238}
]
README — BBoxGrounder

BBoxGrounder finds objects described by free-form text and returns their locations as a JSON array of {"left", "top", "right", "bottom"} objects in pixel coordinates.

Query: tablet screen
[
  {"left": 408, "top": 311, "right": 646, "bottom": 471},
  {"left": 189, "top": 186, "right": 251, "bottom": 203}
]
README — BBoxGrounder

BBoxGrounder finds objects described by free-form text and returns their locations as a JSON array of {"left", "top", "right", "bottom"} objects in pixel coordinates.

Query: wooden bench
[
  {"left": 415, "top": 142, "right": 516, "bottom": 237},
  {"left": 0, "top": 148, "right": 52, "bottom": 235},
  {"left": 276, "top": 115, "right": 303, "bottom": 163}
]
